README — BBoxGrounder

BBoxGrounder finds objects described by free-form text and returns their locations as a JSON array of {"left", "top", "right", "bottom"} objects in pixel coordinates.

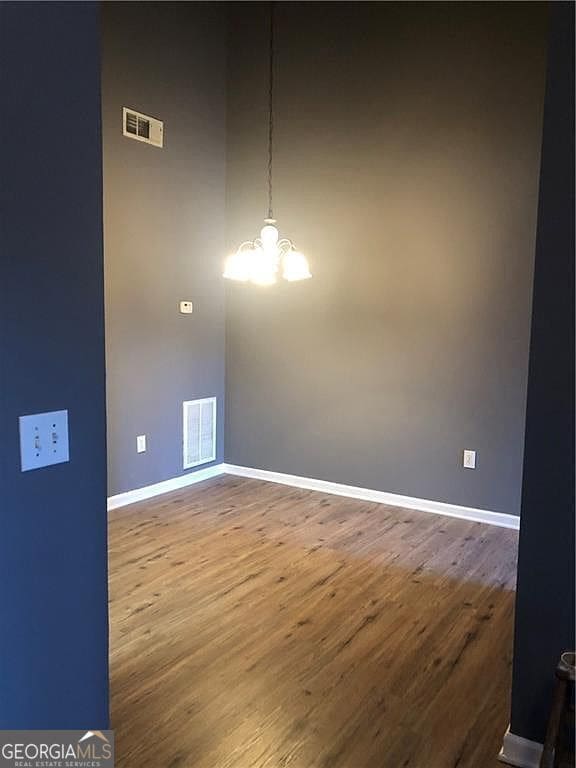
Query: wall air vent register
[
  {"left": 122, "top": 107, "right": 163, "bottom": 148},
  {"left": 183, "top": 398, "right": 216, "bottom": 469}
]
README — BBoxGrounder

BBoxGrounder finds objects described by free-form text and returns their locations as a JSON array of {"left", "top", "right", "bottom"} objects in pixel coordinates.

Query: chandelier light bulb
[
  {"left": 223, "top": 250, "right": 251, "bottom": 282},
  {"left": 282, "top": 249, "right": 312, "bottom": 282},
  {"left": 250, "top": 245, "right": 277, "bottom": 285},
  {"left": 260, "top": 223, "right": 279, "bottom": 250}
]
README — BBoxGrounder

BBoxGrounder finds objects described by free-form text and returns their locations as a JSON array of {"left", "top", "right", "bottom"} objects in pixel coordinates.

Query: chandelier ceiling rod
[{"left": 267, "top": 0, "right": 275, "bottom": 221}]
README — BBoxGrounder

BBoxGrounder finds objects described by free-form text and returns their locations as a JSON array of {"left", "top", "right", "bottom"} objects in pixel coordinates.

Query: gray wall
[
  {"left": 102, "top": 1, "right": 226, "bottom": 496},
  {"left": 225, "top": 1, "right": 547, "bottom": 515}
]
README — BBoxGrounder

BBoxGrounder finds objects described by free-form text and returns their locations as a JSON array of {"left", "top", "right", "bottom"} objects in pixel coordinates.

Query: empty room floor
[{"left": 109, "top": 475, "right": 518, "bottom": 768}]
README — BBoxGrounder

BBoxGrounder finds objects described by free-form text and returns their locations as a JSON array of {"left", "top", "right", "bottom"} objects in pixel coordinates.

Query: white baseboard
[
  {"left": 499, "top": 726, "right": 544, "bottom": 767},
  {"left": 223, "top": 464, "right": 520, "bottom": 530},
  {"left": 107, "top": 461, "right": 520, "bottom": 530},
  {"left": 107, "top": 463, "right": 225, "bottom": 510}
]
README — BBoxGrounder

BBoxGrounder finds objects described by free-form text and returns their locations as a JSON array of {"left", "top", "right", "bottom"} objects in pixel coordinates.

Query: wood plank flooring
[{"left": 109, "top": 475, "right": 518, "bottom": 768}]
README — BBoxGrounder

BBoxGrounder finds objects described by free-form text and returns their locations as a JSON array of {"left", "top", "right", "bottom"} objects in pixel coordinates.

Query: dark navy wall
[
  {"left": 509, "top": 1, "right": 575, "bottom": 744},
  {"left": 0, "top": 2, "right": 109, "bottom": 728}
]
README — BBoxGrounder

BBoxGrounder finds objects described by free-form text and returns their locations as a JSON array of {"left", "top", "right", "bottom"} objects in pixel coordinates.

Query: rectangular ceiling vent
[
  {"left": 122, "top": 107, "right": 163, "bottom": 148},
  {"left": 183, "top": 397, "right": 216, "bottom": 469}
]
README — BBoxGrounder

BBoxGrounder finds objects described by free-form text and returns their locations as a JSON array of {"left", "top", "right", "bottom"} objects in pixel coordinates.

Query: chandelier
[{"left": 223, "top": 3, "right": 311, "bottom": 286}]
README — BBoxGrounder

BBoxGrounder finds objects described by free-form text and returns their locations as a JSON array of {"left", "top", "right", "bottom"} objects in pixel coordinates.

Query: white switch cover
[
  {"left": 463, "top": 450, "right": 476, "bottom": 469},
  {"left": 137, "top": 435, "right": 147, "bottom": 453},
  {"left": 179, "top": 301, "right": 193, "bottom": 314},
  {"left": 19, "top": 410, "right": 69, "bottom": 472}
]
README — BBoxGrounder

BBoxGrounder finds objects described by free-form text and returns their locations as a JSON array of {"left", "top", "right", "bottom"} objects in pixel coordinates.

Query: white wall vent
[
  {"left": 183, "top": 397, "right": 216, "bottom": 469},
  {"left": 122, "top": 107, "right": 163, "bottom": 148}
]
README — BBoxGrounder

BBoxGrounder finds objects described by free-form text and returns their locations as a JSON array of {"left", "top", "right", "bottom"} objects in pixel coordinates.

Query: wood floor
[{"left": 109, "top": 475, "right": 518, "bottom": 768}]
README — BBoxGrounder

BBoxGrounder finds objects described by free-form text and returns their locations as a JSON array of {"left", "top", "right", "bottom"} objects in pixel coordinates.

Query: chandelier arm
[
  {"left": 238, "top": 241, "right": 257, "bottom": 252},
  {"left": 277, "top": 238, "right": 294, "bottom": 253}
]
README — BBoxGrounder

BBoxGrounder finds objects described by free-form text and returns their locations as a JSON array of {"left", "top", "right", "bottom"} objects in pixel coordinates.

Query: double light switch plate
[{"left": 19, "top": 410, "right": 69, "bottom": 471}]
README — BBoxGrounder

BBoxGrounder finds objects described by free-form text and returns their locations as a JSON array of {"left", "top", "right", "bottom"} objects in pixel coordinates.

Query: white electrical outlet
[
  {"left": 463, "top": 449, "right": 476, "bottom": 469},
  {"left": 136, "top": 435, "right": 147, "bottom": 453},
  {"left": 179, "top": 301, "right": 193, "bottom": 314}
]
